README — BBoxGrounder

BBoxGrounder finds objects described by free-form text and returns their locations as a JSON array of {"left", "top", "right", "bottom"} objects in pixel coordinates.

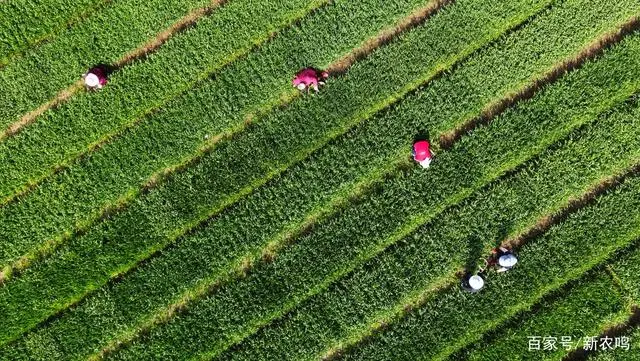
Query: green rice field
[{"left": 1, "top": 0, "right": 640, "bottom": 359}]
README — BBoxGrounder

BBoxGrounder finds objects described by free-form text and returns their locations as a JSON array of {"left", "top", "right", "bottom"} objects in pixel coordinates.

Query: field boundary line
[
  {"left": 320, "top": 274, "right": 458, "bottom": 361},
  {"left": 328, "top": 0, "right": 452, "bottom": 74},
  {"left": 0, "top": 0, "right": 233, "bottom": 143},
  {"left": 504, "top": 162, "right": 640, "bottom": 250},
  {"left": 439, "top": 14, "right": 640, "bottom": 149},
  {"left": 605, "top": 265, "right": 634, "bottom": 305},
  {"left": 323, "top": 163, "right": 640, "bottom": 361},
  {"left": 0, "top": 0, "right": 115, "bottom": 69},
  {"left": 563, "top": 246, "right": 640, "bottom": 361},
  {"left": 446, "top": 263, "right": 633, "bottom": 361}
]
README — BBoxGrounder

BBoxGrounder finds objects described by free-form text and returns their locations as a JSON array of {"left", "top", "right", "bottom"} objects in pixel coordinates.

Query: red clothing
[
  {"left": 413, "top": 140, "right": 432, "bottom": 162},
  {"left": 292, "top": 68, "right": 326, "bottom": 88}
]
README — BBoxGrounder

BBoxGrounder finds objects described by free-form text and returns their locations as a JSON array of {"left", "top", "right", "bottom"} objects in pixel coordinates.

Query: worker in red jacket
[
  {"left": 83, "top": 66, "right": 108, "bottom": 90},
  {"left": 412, "top": 140, "right": 434, "bottom": 168},
  {"left": 293, "top": 67, "right": 329, "bottom": 93}
]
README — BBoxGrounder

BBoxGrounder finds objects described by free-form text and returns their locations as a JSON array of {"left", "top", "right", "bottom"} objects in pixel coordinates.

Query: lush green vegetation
[
  {"left": 0, "top": 0, "right": 552, "bottom": 345},
  {"left": 0, "top": 0, "right": 447, "bottom": 267},
  {"left": 204, "top": 93, "right": 640, "bottom": 361},
  {"left": 453, "top": 271, "right": 627, "bottom": 361},
  {"left": 0, "top": 0, "right": 214, "bottom": 125},
  {"left": 0, "top": 0, "right": 108, "bottom": 64},
  {"left": 6, "top": 4, "right": 640, "bottom": 359},
  {"left": 2, "top": 0, "right": 639, "bottom": 359},
  {"left": 336, "top": 174, "right": 640, "bottom": 361},
  {"left": 0, "top": 0, "right": 330, "bottom": 199},
  {"left": 0, "top": 0, "right": 603, "bottom": 347}
]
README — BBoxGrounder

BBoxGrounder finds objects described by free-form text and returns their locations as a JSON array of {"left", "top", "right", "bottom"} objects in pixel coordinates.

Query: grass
[
  {"left": 452, "top": 270, "right": 627, "bottom": 361},
  {"left": 205, "top": 93, "right": 640, "bottom": 361},
  {"left": 0, "top": 0, "right": 215, "bottom": 125},
  {"left": 0, "top": 0, "right": 446, "bottom": 271},
  {"left": 0, "top": 0, "right": 330, "bottom": 201}
]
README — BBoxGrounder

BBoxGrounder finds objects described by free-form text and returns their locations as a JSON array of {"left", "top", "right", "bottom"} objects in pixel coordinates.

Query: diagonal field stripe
[{"left": 0, "top": 0, "right": 454, "bottom": 348}]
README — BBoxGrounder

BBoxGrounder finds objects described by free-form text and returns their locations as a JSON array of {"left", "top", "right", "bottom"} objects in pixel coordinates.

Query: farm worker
[
  {"left": 497, "top": 253, "right": 518, "bottom": 273},
  {"left": 412, "top": 140, "right": 433, "bottom": 168},
  {"left": 484, "top": 246, "right": 518, "bottom": 273},
  {"left": 462, "top": 273, "right": 485, "bottom": 293},
  {"left": 83, "top": 66, "right": 108, "bottom": 90},
  {"left": 293, "top": 67, "right": 329, "bottom": 93}
]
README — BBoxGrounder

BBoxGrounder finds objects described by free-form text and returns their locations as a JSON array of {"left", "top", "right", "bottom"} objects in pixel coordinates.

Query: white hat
[
  {"left": 499, "top": 254, "right": 518, "bottom": 268},
  {"left": 85, "top": 73, "right": 100, "bottom": 87},
  {"left": 296, "top": 83, "right": 306, "bottom": 90},
  {"left": 469, "top": 275, "right": 485, "bottom": 290}
]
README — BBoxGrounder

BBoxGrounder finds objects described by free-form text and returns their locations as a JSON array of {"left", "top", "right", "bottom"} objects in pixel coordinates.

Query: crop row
[
  {"left": 454, "top": 270, "right": 627, "bottom": 361},
  {"left": 9, "top": 18, "right": 640, "bottom": 361},
  {"left": 599, "top": 243, "right": 640, "bottom": 361},
  {"left": 0, "top": 0, "right": 449, "bottom": 204},
  {"left": 0, "top": 0, "right": 546, "bottom": 275},
  {"left": 612, "top": 256, "right": 640, "bottom": 308},
  {"left": 0, "top": 0, "right": 443, "bottom": 267},
  {"left": 0, "top": 0, "right": 624, "bottom": 277},
  {"left": 334, "top": 170, "right": 640, "bottom": 361},
  {"left": 0, "top": 0, "right": 109, "bottom": 64},
  {"left": 204, "top": 90, "right": 640, "bottom": 361},
  {"left": 0, "top": 0, "right": 632, "bottom": 350},
  {"left": 0, "top": 0, "right": 217, "bottom": 125},
  {"left": 168, "top": 83, "right": 640, "bottom": 361},
  {"left": 0, "top": 0, "right": 575, "bottom": 346},
  {"left": 0, "top": 0, "right": 336, "bottom": 202}
]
